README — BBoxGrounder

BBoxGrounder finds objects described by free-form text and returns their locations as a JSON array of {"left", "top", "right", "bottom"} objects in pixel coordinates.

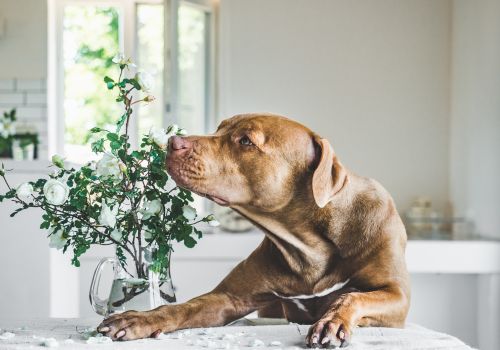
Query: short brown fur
[{"left": 98, "top": 113, "right": 410, "bottom": 348}]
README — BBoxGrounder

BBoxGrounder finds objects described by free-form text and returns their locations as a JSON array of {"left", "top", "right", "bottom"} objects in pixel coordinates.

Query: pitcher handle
[{"left": 89, "top": 257, "right": 116, "bottom": 316}]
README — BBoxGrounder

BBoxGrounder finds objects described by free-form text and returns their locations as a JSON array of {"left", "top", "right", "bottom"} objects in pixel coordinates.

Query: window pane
[
  {"left": 136, "top": 4, "right": 164, "bottom": 138},
  {"left": 178, "top": 4, "right": 208, "bottom": 135},
  {"left": 63, "top": 6, "right": 121, "bottom": 163}
]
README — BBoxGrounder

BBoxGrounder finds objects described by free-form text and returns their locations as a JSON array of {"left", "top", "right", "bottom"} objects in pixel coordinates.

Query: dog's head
[{"left": 166, "top": 113, "right": 347, "bottom": 211}]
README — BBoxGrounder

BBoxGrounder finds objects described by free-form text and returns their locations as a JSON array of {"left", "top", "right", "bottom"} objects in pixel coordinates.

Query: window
[
  {"left": 136, "top": 3, "right": 164, "bottom": 138},
  {"left": 62, "top": 4, "right": 122, "bottom": 162},
  {"left": 177, "top": 2, "right": 213, "bottom": 136},
  {"left": 48, "top": 0, "right": 215, "bottom": 163}
]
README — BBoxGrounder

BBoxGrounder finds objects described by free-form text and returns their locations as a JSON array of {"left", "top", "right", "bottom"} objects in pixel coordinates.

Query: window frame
[
  {"left": 48, "top": 0, "right": 216, "bottom": 159},
  {"left": 164, "top": 0, "right": 216, "bottom": 134}
]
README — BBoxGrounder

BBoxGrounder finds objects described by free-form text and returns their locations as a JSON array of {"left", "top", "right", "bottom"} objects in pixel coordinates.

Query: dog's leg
[
  {"left": 258, "top": 300, "right": 285, "bottom": 318},
  {"left": 97, "top": 291, "right": 256, "bottom": 340},
  {"left": 97, "top": 245, "right": 280, "bottom": 341},
  {"left": 306, "top": 286, "right": 408, "bottom": 348}
]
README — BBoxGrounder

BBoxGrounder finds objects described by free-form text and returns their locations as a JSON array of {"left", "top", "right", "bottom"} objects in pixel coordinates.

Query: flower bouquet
[{"left": 0, "top": 55, "right": 218, "bottom": 314}]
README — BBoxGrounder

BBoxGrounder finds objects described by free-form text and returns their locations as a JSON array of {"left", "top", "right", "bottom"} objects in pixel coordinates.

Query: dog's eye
[{"left": 239, "top": 136, "right": 253, "bottom": 146}]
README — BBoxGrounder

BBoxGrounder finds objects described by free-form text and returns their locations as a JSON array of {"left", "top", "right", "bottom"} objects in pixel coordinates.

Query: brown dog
[{"left": 98, "top": 113, "right": 410, "bottom": 348}]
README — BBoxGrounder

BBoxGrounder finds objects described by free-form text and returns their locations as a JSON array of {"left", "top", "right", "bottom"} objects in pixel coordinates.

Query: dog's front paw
[
  {"left": 97, "top": 310, "right": 164, "bottom": 341},
  {"left": 306, "top": 316, "right": 351, "bottom": 348}
]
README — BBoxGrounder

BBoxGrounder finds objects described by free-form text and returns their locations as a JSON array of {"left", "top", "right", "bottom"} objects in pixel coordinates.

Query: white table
[{"left": 0, "top": 318, "right": 474, "bottom": 349}]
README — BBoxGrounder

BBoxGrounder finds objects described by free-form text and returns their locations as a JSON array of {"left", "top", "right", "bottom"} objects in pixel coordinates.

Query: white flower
[
  {"left": 112, "top": 53, "right": 136, "bottom": 68},
  {"left": 208, "top": 219, "right": 220, "bottom": 227},
  {"left": 110, "top": 228, "right": 123, "bottom": 242},
  {"left": 48, "top": 229, "right": 67, "bottom": 250},
  {"left": 17, "top": 182, "right": 34, "bottom": 201},
  {"left": 177, "top": 128, "right": 187, "bottom": 136},
  {"left": 51, "top": 154, "right": 65, "bottom": 169},
  {"left": 99, "top": 202, "right": 118, "bottom": 228},
  {"left": 135, "top": 70, "right": 154, "bottom": 92},
  {"left": 205, "top": 214, "right": 220, "bottom": 227},
  {"left": 166, "top": 124, "right": 179, "bottom": 135},
  {"left": 141, "top": 199, "right": 162, "bottom": 220},
  {"left": 96, "top": 153, "right": 122, "bottom": 179},
  {"left": 43, "top": 179, "right": 69, "bottom": 205},
  {"left": 149, "top": 126, "right": 169, "bottom": 147},
  {"left": 0, "top": 120, "right": 15, "bottom": 138},
  {"left": 0, "top": 122, "right": 6, "bottom": 138},
  {"left": 182, "top": 205, "right": 197, "bottom": 221}
]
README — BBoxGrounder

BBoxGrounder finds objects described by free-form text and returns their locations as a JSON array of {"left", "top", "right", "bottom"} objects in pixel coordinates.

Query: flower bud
[
  {"left": 51, "top": 155, "right": 65, "bottom": 169},
  {"left": 119, "top": 162, "right": 127, "bottom": 174}
]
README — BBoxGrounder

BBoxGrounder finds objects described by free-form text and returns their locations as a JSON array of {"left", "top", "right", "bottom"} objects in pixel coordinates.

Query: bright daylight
[{"left": 0, "top": 1, "right": 499, "bottom": 350}]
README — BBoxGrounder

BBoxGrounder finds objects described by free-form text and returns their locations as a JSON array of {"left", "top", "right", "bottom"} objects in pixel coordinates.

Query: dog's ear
[{"left": 312, "top": 138, "right": 348, "bottom": 208}]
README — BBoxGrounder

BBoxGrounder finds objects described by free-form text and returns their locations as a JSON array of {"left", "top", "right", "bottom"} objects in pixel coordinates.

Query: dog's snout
[{"left": 169, "top": 135, "right": 191, "bottom": 151}]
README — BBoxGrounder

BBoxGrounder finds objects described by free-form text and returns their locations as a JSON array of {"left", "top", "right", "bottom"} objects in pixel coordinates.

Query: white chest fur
[
  {"left": 273, "top": 279, "right": 350, "bottom": 313},
  {"left": 273, "top": 279, "right": 350, "bottom": 301}
]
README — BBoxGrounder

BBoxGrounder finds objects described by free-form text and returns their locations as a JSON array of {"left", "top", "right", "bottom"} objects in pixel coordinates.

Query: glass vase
[{"left": 89, "top": 246, "right": 176, "bottom": 316}]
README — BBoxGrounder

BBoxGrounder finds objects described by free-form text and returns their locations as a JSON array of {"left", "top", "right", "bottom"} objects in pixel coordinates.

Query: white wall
[
  {"left": 0, "top": 0, "right": 48, "bottom": 158},
  {"left": 0, "top": 0, "right": 47, "bottom": 79},
  {"left": 450, "top": 0, "right": 500, "bottom": 239},
  {"left": 219, "top": 0, "right": 451, "bottom": 213},
  {"left": 449, "top": 1, "right": 500, "bottom": 349}
]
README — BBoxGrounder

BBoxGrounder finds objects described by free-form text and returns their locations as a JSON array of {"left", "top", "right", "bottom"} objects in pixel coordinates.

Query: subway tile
[
  {"left": 15, "top": 106, "right": 46, "bottom": 119},
  {"left": 0, "top": 92, "right": 24, "bottom": 105},
  {"left": 0, "top": 79, "right": 15, "bottom": 91},
  {"left": 25, "top": 92, "right": 47, "bottom": 106},
  {"left": 16, "top": 78, "right": 46, "bottom": 91}
]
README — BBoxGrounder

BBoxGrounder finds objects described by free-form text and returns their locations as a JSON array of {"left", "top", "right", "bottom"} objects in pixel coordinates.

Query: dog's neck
[{"left": 233, "top": 199, "right": 343, "bottom": 278}]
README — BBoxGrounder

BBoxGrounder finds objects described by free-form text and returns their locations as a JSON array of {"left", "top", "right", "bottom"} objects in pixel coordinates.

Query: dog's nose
[{"left": 169, "top": 135, "right": 191, "bottom": 151}]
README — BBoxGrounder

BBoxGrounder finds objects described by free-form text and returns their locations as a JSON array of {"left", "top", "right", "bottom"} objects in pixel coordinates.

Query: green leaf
[
  {"left": 104, "top": 76, "right": 115, "bottom": 90},
  {"left": 129, "top": 78, "right": 141, "bottom": 90},
  {"left": 91, "top": 139, "right": 105, "bottom": 153},
  {"left": 183, "top": 235, "right": 197, "bottom": 248},
  {"left": 90, "top": 127, "right": 103, "bottom": 133},
  {"left": 110, "top": 141, "right": 122, "bottom": 150},
  {"left": 115, "top": 113, "right": 127, "bottom": 132},
  {"left": 40, "top": 221, "right": 50, "bottom": 229},
  {"left": 107, "top": 133, "right": 119, "bottom": 142}
]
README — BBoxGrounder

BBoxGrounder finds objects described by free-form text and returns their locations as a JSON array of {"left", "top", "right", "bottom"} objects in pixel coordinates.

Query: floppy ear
[{"left": 312, "top": 138, "right": 348, "bottom": 208}]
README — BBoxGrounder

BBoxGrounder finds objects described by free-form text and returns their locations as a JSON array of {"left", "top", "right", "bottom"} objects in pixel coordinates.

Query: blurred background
[{"left": 0, "top": 0, "right": 499, "bottom": 349}]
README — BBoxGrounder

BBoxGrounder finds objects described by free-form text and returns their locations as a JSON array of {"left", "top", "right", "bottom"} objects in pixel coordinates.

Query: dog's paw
[
  {"left": 306, "top": 316, "right": 351, "bottom": 348},
  {"left": 97, "top": 310, "right": 163, "bottom": 341}
]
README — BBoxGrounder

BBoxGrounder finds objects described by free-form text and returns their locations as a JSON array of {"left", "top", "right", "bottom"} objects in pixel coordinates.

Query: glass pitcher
[{"left": 89, "top": 250, "right": 176, "bottom": 316}]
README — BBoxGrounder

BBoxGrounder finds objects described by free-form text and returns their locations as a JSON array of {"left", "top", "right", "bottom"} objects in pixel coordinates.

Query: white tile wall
[
  {"left": 0, "top": 92, "right": 24, "bottom": 105},
  {"left": 25, "top": 92, "right": 46, "bottom": 106},
  {"left": 0, "top": 78, "right": 47, "bottom": 159},
  {"left": 16, "top": 79, "right": 46, "bottom": 91},
  {"left": 0, "top": 79, "right": 15, "bottom": 91}
]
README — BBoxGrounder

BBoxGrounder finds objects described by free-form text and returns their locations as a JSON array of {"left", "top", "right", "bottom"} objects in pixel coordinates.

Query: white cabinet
[
  {"left": 0, "top": 161, "right": 52, "bottom": 318},
  {"left": 171, "top": 260, "right": 239, "bottom": 302}
]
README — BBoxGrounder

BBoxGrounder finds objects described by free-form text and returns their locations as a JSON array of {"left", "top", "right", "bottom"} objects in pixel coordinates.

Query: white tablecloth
[{"left": 0, "top": 318, "right": 474, "bottom": 350}]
